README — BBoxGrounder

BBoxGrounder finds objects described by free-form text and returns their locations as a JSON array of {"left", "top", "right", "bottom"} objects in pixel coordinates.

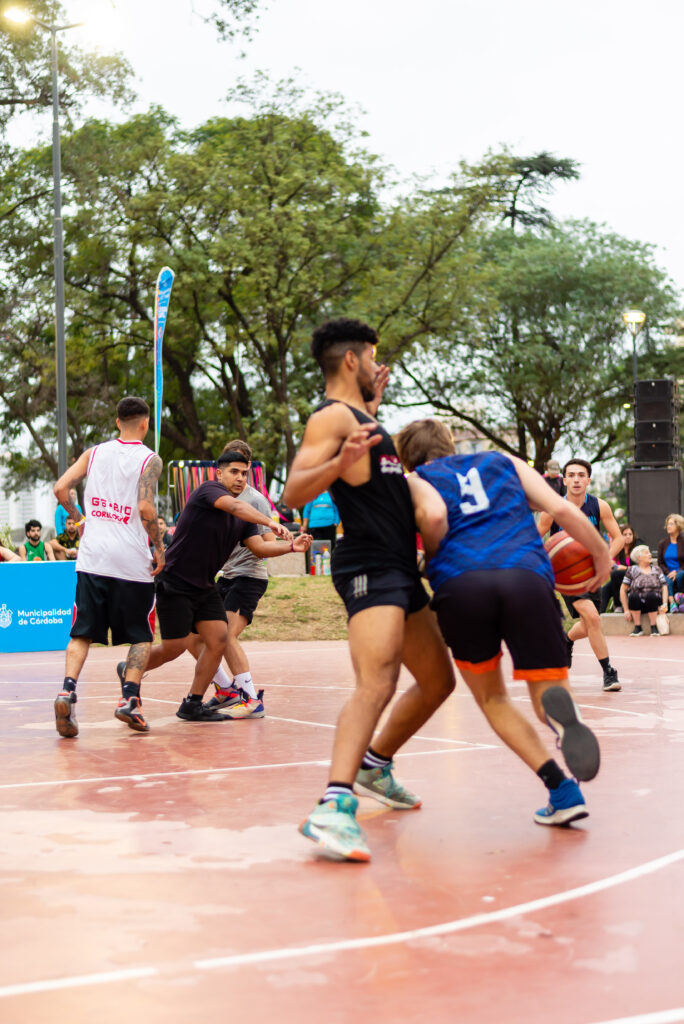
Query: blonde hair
[
  {"left": 394, "top": 419, "right": 455, "bottom": 472},
  {"left": 631, "top": 544, "right": 652, "bottom": 562},
  {"left": 665, "top": 513, "right": 684, "bottom": 534}
]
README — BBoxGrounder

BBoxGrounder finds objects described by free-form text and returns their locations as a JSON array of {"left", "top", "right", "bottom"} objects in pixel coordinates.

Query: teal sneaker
[
  {"left": 299, "top": 794, "right": 371, "bottom": 861},
  {"left": 354, "top": 761, "right": 422, "bottom": 809}
]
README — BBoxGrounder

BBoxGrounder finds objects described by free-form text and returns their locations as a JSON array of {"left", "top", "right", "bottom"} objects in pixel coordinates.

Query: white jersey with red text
[{"left": 76, "top": 439, "right": 155, "bottom": 583}]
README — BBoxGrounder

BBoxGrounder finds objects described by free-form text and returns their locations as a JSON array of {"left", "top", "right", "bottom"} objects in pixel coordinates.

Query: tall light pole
[
  {"left": 623, "top": 308, "right": 646, "bottom": 389},
  {"left": 4, "top": 6, "right": 84, "bottom": 477}
]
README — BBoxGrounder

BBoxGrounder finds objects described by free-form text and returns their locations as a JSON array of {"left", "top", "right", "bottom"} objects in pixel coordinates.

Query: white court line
[
  {"left": 510, "top": 695, "right": 653, "bottom": 719},
  {"left": 0, "top": 745, "right": 491, "bottom": 792},
  {"left": 574, "top": 652, "right": 684, "bottom": 666},
  {"left": 588, "top": 1011, "right": 684, "bottom": 1024},
  {"left": 1, "top": 847, "right": 681, "bottom": 1000}
]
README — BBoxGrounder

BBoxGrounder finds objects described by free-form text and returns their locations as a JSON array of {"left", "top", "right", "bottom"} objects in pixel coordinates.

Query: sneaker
[
  {"left": 541, "top": 686, "right": 600, "bottom": 781},
  {"left": 629, "top": 626, "right": 643, "bottom": 637},
  {"left": 565, "top": 635, "right": 574, "bottom": 667},
  {"left": 115, "top": 695, "right": 149, "bottom": 732},
  {"left": 602, "top": 667, "right": 622, "bottom": 692},
  {"left": 534, "top": 778, "right": 588, "bottom": 826},
  {"left": 203, "top": 684, "right": 244, "bottom": 713},
  {"left": 299, "top": 794, "right": 371, "bottom": 861},
  {"left": 219, "top": 689, "right": 265, "bottom": 720},
  {"left": 116, "top": 661, "right": 126, "bottom": 694},
  {"left": 650, "top": 627, "right": 663, "bottom": 637},
  {"left": 354, "top": 761, "right": 422, "bottom": 809},
  {"left": 176, "top": 697, "right": 230, "bottom": 722},
  {"left": 54, "top": 690, "right": 78, "bottom": 738}
]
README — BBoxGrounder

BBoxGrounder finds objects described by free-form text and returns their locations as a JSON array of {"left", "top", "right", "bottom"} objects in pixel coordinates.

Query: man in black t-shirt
[
  {"left": 283, "top": 318, "right": 455, "bottom": 862},
  {"left": 146, "top": 451, "right": 308, "bottom": 721}
]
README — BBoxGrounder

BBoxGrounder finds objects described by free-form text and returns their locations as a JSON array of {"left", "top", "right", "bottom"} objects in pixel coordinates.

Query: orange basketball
[{"left": 544, "top": 530, "right": 595, "bottom": 594}]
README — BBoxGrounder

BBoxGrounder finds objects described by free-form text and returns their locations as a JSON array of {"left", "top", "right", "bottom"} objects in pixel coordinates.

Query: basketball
[{"left": 544, "top": 530, "right": 595, "bottom": 594}]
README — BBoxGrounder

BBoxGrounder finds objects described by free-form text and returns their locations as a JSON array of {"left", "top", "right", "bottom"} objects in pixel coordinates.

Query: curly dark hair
[{"left": 311, "top": 318, "right": 378, "bottom": 377}]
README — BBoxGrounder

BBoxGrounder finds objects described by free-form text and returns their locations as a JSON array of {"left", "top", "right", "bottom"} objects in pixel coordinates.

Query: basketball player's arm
[
  {"left": 598, "top": 499, "right": 625, "bottom": 560},
  {"left": 243, "top": 532, "right": 313, "bottom": 558},
  {"left": 137, "top": 455, "right": 165, "bottom": 577},
  {"left": 213, "top": 496, "right": 292, "bottom": 541},
  {"left": 511, "top": 457, "right": 611, "bottom": 587},
  {"left": 406, "top": 475, "right": 448, "bottom": 558},
  {"left": 283, "top": 406, "right": 381, "bottom": 508},
  {"left": 364, "top": 364, "right": 390, "bottom": 417},
  {"left": 53, "top": 450, "right": 91, "bottom": 522},
  {"left": 536, "top": 510, "right": 553, "bottom": 537}
]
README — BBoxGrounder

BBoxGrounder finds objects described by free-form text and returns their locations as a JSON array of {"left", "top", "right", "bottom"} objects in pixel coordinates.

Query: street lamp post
[
  {"left": 4, "top": 7, "right": 83, "bottom": 477},
  {"left": 623, "top": 308, "right": 647, "bottom": 389}
]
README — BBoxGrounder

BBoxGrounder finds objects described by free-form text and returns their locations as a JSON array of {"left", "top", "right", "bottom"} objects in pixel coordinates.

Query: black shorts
[
  {"left": 155, "top": 572, "right": 227, "bottom": 640},
  {"left": 627, "top": 591, "right": 660, "bottom": 613},
  {"left": 563, "top": 589, "right": 601, "bottom": 619},
  {"left": 333, "top": 567, "right": 429, "bottom": 621},
  {"left": 217, "top": 575, "right": 268, "bottom": 625},
  {"left": 71, "top": 572, "right": 155, "bottom": 646},
  {"left": 430, "top": 569, "right": 568, "bottom": 680}
]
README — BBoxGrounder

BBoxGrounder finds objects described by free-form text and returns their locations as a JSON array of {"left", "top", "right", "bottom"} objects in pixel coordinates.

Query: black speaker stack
[{"left": 627, "top": 379, "right": 682, "bottom": 547}]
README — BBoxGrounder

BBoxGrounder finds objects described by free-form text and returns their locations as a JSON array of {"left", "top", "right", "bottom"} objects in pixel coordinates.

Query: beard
[{"left": 358, "top": 371, "right": 376, "bottom": 404}]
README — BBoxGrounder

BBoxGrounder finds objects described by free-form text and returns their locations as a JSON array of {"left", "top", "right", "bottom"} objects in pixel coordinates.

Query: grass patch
[{"left": 243, "top": 576, "right": 348, "bottom": 641}]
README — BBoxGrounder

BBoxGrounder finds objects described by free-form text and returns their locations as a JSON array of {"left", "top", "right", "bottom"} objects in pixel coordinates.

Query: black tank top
[
  {"left": 316, "top": 400, "right": 419, "bottom": 577},
  {"left": 550, "top": 493, "right": 601, "bottom": 535}
]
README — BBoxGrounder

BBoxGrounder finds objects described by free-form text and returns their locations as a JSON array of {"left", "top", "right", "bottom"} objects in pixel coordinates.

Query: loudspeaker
[
  {"left": 634, "top": 379, "right": 679, "bottom": 421},
  {"left": 626, "top": 467, "right": 682, "bottom": 549},
  {"left": 634, "top": 420, "right": 678, "bottom": 443},
  {"left": 634, "top": 441, "right": 679, "bottom": 465},
  {"left": 633, "top": 378, "right": 680, "bottom": 465}
]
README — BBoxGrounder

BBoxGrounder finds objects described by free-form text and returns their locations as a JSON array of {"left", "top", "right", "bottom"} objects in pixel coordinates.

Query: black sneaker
[
  {"left": 115, "top": 695, "right": 150, "bottom": 732},
  {"left": 565, "top": 635, "right": 574, "bottom": 667},
  {"left": 602, "top": 667, "right": 621, "bottom": 692},
  {"left": 629, "top": 626, "right": 643, "bottom": 637},
  {"left": 176, "top": 698, "right": 230, "bottom": 721},
  {"left": 116, "top": 661, "right": 126, "bottom": 694},
  {"left": 541, "top": 686, "right": 600, "bottom": 781},
  {"left": 54, "top": 690, "right": 78, "bottom": 738}
]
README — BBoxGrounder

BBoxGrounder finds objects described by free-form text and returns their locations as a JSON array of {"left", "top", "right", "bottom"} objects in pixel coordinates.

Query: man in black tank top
[
  {"left": 537, "top": 458, "right": 625, "bottom": 693},
  {"left": 283, "top": 317, "right": 455, "bottom": 862}
]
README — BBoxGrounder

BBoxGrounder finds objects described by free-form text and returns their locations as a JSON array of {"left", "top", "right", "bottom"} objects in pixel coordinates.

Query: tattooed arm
[
  {"left": 53, "top": 450, "right": 91, "bottom": 523},
  {"left": 137, "top": 455, "right": 165, "bottom": 577}
]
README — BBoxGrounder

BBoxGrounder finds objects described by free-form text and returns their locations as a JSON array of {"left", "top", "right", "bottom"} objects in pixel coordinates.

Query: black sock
[
  {"left": 186, "top": 693, "right": 202, "bottom": 704},
  {"left": 122, "top": 682, "right": 140, "bottom": 699},
  {"left": 63, "top": 677, "right": 77, "bottom": 693},
  {"left": 361, "top": 745, "right": 392, "bottom": 771},
  {"left": 599, "top": 657, "right": 611, "bottom": 672},
  {"left": 537, "top": 759, "right": 566, "bottom": 790},
  {"left": 319, "top": 781, "right": 353, "bottom": 804}
]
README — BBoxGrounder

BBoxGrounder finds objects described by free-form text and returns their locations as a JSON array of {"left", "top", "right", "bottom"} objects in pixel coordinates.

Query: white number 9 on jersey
[{"left": 457, "top": 468, "right": 490, "bottom": 515}]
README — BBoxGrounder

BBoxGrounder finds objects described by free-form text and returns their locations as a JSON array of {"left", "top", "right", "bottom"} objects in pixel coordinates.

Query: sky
[{"left": 47, "top": 0, "right": 684, "bottom": 296}]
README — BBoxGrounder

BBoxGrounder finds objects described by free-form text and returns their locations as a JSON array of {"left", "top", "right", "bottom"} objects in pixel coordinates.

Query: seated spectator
[
  {"left": 18, "top": 520, "right": 55, "bottom": 562},
  {"left": 620, "top": 545, "right": 668, "bottom": 637},
  {"left": 50, "top": 515, "right": 81, "bottom": 560},
  {"left": 543, "top": 459, "right": 565, "bottom": 497},
  {"left": 657, "top": 514, "right": 684, "bottom": 597},
  {"left": 600, "top": 523, "right": 643, "bottom": 612},
  {"left": 157, "top": 515, "right": 174, "bottom": 549},
  {"left": 0, "top": 545, "right": 20, "bottom": 563},
  {"left": 55, "top": 488, "right": 82, "bottom": 536},
  {"left": 302, "top": 490, "right": 339, "bottom": 572}
]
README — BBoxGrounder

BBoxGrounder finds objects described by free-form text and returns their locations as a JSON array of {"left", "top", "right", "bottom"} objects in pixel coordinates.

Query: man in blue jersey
[
  {"left": 395, "top": 419, "right": 611, "bottom": 826},
  {"left": 283, "top": 318, "right": 455, "bottom": 862},
  {"left": 537, "top": 459, "right": 624, "bottom": 692}
]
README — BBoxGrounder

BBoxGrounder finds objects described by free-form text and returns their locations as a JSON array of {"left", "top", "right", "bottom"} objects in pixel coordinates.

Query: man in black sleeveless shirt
[
  {"left": 538, "top": 458, "right": 624, "bottom": 693},
  {"left": 283, "top": 318, "right": 455, "bottom": 862}
]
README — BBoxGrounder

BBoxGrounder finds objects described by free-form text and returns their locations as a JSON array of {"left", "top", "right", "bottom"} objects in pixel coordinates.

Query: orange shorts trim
[
  {"left": 512, "top": 667, "right": 569, "bottom": 682},
  {"left": 455, "top": 651, "right": 503, "bottom": 675}
]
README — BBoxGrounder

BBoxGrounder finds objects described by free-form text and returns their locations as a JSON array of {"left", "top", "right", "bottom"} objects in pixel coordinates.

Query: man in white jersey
[{"left": 52, "top": 397, "right": 164, "bottom": 738}]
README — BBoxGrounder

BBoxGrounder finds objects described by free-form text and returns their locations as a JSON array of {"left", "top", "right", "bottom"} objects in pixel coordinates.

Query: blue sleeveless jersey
[
  {"left": 415, "top": 451, "right": 554, "bottom": 592},
  {"left": 550, "top": 493, "right": 601, "bottom": 535}
]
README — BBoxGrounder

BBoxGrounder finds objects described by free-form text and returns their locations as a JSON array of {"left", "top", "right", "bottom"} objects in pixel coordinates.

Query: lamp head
[{"left": 622, "top": 308, "right": 646, "bottom": 332}]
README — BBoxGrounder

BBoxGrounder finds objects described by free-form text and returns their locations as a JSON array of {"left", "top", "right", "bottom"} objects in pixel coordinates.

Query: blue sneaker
[
  {"left": 534, "top": 778, "right": 588, "bottom": 826},
  {"left": 354, "top": 762, "right": 421, "bottom": 809},
  {"left": 299, "top": 794, "right": 371, "bottom": 861},
  {"left": 541, "top": 686, "right": 600, "bottom": 781}
]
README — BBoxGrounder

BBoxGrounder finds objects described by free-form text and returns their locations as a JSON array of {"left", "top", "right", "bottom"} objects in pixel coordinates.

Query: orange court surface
[{"left": 1, "top": 636, "right": 683, "bottom": 1024}]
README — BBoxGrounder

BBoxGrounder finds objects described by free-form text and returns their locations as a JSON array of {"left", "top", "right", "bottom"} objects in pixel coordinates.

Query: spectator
[
  {"left": 55, "top": 488, "right": 82, "bottom": 536},
  {"left": 18, "top": 520, "right": 55, "bottom": 562},
  {"left": 543, "top": 459, "right": 565, "bottom": 497},
  {"left": 657, "top": 514, "right": 684, "bottom": 598},
  {"left": 0, "top": 545, "right": 20, "bottom": 563},
  {"left": 620, "top": 545, "right": 669, "bottom": 637},
  {"left": 600, "top": 523, "right": 643, "bottom": 612},
  {"left": 50, "top": 515, "right": 81, "bottom": 560},
  {"left": 302, "top": 490, "right": 340, "bottom": 571},
  {"left": 157, "top": 516, "right": 174, "bottom": 549}
]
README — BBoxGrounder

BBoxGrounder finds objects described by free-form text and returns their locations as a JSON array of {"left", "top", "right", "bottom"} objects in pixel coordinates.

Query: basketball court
[{"left": 1, "top": 636, "right": 682, "bottom": 1023}]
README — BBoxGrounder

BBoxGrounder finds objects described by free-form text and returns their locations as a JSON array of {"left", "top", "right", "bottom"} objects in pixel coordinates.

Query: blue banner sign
[{"left": 0, "top": 562, "right": 77, "bottom": 652}]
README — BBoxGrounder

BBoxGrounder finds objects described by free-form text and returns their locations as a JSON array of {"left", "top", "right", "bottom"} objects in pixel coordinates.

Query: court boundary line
[
  {"left": 587, "top": 1010, "right": 684, "bottom": 1024},
  {"left": 1, "top": 847, "right": 681, "bottom": 1000}
]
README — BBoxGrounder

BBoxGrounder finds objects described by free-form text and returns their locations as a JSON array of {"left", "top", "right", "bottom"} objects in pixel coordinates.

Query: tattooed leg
[{"left": 124, "top": 642, "right": 152, "bottom": 686}]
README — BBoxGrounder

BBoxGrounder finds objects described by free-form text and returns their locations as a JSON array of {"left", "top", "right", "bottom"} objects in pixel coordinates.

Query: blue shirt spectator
[{"left": 55, "top": 489, "right": 83, "bottom": 535}]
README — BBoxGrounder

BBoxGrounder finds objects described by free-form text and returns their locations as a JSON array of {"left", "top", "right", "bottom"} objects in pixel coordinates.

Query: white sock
[
  {"left": 233, "top": 671, "right": 257, "bottom": 700},
  {"left": 212, "top": 664, "right": 233, "bottom": 691}
]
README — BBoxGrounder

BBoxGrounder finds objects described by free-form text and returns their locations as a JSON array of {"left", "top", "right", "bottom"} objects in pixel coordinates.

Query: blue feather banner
[{"left": 153, "top": 266, "right": 175, "bottom": 454}]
